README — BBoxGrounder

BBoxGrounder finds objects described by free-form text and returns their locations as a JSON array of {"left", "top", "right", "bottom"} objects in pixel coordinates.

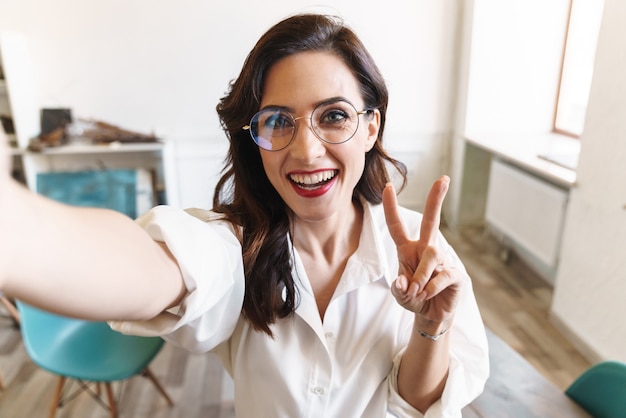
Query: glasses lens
[
  {"left": 311, "top": 101, "right": 360, "bottom": 144},
  {"left": 250, "top": 109, "right": 294, "bottom": 151}
]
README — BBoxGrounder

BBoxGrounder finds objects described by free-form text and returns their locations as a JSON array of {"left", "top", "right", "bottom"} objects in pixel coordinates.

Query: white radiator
[{"left": 485, "top": 159, "right": 569, "bottom": 269}]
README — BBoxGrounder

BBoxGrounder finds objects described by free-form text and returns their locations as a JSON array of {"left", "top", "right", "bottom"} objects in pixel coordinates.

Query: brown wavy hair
[{"left": 214, "top": 13, "right": 407, "bottom": 336}]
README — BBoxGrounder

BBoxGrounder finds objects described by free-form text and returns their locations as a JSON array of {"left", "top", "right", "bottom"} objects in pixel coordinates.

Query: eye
[
  {"left": 326, "top": 110, "right": 348, "bottom": 123},
  {"left": 319, "top": 109, "right": 350, "bottom": 126},
  {"left": 264, "top": 111, "right": 293, "bottom": 129}
]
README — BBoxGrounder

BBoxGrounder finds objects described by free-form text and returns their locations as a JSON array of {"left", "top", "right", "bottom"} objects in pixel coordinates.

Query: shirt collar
[
  {"left": 354, "top": 198, "right": 395, "bottom": 288},
  {"left": 292, "top": 199, "right": 395, "bottom": 300}
]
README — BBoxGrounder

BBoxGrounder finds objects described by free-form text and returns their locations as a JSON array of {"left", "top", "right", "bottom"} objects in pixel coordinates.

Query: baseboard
[{"left": 549, "top": 310, "right": 603, "bottom": 364}]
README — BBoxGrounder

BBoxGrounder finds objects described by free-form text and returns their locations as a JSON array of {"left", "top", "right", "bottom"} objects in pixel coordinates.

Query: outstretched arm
[
  {"left": 0, "top": 128, "right": 186, "bottom": 321},
  {"left": 383, "top": 176, "right": 466, "bottom": 412}
]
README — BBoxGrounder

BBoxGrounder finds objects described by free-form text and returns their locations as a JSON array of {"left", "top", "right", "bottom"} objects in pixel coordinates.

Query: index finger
[
  {"left": 420, "top": 175, "right": 450, "bottom": 245},
  {"left": 382, "top": 182, "right": 409, "bottom": 247}
]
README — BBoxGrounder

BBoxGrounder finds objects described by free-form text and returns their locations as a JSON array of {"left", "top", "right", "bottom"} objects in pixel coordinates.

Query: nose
[{"left": 288, "top": 116, "right": 325, "bottom": 162}]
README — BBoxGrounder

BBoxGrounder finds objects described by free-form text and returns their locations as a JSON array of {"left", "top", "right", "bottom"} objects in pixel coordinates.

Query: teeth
[{"left": 290, "top": 170, "right": 336, "bottom": 185}]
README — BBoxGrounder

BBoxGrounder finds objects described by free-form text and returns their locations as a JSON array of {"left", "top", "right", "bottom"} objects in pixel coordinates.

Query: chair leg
[
  {"left": 143, "top": 367, "right": 174, "bottom": 406},
  {"left": 104, "top": 383, "right": 118, "bottom": 418},
  {"left": 0, "top": 297, "right": 19, "bottom": 325},
  {"left": 48, "top": 376, "right": 66, "bottom": 418}
]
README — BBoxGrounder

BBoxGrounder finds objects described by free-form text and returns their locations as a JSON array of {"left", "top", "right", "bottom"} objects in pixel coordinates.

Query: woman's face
[{"left": 257, "top": 51, "right": 380, "bottom": 224}]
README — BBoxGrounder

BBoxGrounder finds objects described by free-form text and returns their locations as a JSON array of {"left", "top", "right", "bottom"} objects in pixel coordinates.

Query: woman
[{"left": 0, "top": 14, "right": 488, "bottom": 417}]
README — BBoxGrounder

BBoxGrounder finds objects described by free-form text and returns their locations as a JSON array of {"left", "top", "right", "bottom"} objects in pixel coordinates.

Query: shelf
[{"left": 24, "top": 140, "right": 165, "bottom": 156}]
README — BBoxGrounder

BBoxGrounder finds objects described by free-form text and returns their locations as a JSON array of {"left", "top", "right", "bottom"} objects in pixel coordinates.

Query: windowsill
[{"left": 464, "top": 132, "right": 579, "bottom": 188}]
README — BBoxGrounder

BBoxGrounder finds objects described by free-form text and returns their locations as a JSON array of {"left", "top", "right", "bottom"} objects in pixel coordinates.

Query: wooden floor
[
  {"left": 443, "top": 226, "right": 591, "bottom": 390},
  {"left": 0, "top": 226, "right": 591, "bottom": 417}
]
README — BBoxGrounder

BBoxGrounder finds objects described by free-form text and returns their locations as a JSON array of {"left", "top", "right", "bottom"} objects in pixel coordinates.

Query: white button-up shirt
[{"left": 111, "top": 201, "right": 489, "bottom": 418}]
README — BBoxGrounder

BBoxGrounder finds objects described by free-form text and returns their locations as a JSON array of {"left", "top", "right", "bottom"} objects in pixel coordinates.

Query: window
[{"left": 554, "top": 0, "right": 604, "bottom": 137}]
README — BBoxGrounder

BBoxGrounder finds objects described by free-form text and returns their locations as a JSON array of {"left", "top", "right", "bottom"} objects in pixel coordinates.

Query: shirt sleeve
[
  {"left": 109, "top": 205, "right": 245, "bottom": 354},
  {"left": 386, "top": 236, "right": 490, "bottom": 418}
]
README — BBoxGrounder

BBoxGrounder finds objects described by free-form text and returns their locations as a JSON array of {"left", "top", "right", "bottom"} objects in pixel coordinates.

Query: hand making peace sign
[{"left": 382, "top": 176, "right": 465, "bottom": 325}]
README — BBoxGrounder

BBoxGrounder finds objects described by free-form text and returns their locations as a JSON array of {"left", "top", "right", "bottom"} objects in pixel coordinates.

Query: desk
[{"left": 464, "top": 330, "right": 590, "bottom": 417}]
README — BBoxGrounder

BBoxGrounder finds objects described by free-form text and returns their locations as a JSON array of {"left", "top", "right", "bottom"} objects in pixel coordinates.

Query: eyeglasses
[{"left": 243, "top": 100, "right": 371, "bottom": 151}]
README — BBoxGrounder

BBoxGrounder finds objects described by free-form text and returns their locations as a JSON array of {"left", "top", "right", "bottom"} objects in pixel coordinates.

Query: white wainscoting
[
  {"left": 168, "top": 133, "right": 447, "bottom": 213},
  {"left": 165, "top": 136, "right": 228, "bottom": 210}
]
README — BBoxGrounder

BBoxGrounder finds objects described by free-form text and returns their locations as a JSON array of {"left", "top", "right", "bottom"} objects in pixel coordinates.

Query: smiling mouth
[{"left": 289, "top": 170, "right": 338, "bottom": 189}]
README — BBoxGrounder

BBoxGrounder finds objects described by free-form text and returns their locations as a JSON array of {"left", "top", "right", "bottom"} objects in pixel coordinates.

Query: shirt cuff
[
  {"left": 109, "top": 205, "right": 245, "bottom": 353},
  {"left": 387, "top": 348, "right": 465, "bottom": 418}
]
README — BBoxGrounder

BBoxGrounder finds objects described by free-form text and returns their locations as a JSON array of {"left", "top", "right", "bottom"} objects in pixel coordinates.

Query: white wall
[
  {"left": 464, "top": 0, "right": 568, "bottom": 135},
  {"left": 0, "top": 0, "right": 462, "bottom": 210},
  {"left": 551, "top": 0, "right": 626, "bottom": 362},
  {"left": 447, "top": 0, "right": 570, "bottom": 228}
]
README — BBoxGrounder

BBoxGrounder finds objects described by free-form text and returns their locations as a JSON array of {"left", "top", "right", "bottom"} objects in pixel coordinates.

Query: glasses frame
[{"left": 243, "top": 100, "right": 372, "bottom": 151}]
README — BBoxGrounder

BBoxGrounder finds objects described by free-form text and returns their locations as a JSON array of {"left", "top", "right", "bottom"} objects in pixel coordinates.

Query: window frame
[{"left": 553, "top": 0, "right": 604, "bottom": 138}]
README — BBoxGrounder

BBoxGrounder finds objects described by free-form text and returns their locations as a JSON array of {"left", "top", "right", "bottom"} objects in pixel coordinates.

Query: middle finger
[{"left": 412, "top": 244, "right": 444, "bottom": 293}]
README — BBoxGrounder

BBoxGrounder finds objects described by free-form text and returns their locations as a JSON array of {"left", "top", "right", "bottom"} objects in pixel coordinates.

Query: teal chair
[
  {"left": 565, "top": 360, "right": 626, "bottom": 418},
  {"left": 17, "top": 301, "right": 173, "bottom": 418}
]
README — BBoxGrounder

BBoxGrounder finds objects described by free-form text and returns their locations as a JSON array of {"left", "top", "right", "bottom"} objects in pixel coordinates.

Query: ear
[{"left": 364, "top": 109, "right": 380, "bottom": 152}]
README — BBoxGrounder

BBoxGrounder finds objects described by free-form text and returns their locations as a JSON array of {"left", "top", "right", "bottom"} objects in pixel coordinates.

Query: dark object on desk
[
  {"left": 27, "top": 127, "right": 66, "bottom": 151},
  {"left": 26, "top": 108, "right": 73, "bottom": 151},
  {"left": 463, "top": 329, "right": 590, "bottom": 417},
  {"left": 565, "top": 360, "right": 626, "bottom": 418},
  {"left": 81, "top": 119, "right": 159, "bottom": 145},
  {"left": 27, "top": 118, "right": 159, "bottom": 151},
  {"left": 41, "top": 108, "right": 72, "bottom": 137}
]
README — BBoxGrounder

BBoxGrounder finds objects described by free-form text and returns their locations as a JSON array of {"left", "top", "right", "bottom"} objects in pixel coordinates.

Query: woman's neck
[
  {"left": 292, "top": 199, "right": 364, "bottom": 319},
  {"left": 292, "top": 199, "right": 363, "bottom": 264}
]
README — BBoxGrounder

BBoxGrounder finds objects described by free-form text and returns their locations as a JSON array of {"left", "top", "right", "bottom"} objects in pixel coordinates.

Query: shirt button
[
  {"left": 325, "top": 332, "right": 334, "bottom": 339},
  {"left": 312, "top": 386, "right": 324, "bottom": 395}
]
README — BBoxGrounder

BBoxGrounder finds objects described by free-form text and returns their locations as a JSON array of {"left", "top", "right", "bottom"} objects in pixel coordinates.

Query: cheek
[
  {"left": 353, "top": 142, "right": 370, "bottom": 179},
  {"left": 259, "top": 153, "right": 282, "bottom": 186},
  {"left": 337, "top": 144, "right": 367, "bottom": 176}
]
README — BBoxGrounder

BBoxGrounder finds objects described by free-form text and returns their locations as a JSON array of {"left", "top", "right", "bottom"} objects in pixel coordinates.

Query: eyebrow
[{"left": 259, "top": 96, "right": 355, "bottom": 113}]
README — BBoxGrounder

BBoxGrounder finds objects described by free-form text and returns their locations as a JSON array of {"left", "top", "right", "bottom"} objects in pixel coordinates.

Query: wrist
[{"left": 413, "top": 316, "right": 453, "bottom": 341}]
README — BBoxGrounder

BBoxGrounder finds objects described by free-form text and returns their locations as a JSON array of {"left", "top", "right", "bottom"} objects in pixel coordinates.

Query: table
[{"left": 464, "top": 330, "right": 590, "bottom": 417}]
